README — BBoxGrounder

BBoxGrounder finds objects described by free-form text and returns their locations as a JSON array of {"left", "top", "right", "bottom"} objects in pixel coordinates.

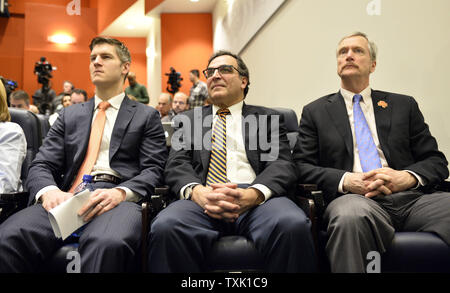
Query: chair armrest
[{"left": 140, "top": 186, "right": 170, "bottom": 272}]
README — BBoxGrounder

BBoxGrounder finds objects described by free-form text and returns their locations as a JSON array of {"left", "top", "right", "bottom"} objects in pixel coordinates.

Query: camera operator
[
  {"left": 33, "top": 57, "right": 56, "bottom": 116},
  {"left": 165, "top": 67, "right": 183, "bottom": 95}
]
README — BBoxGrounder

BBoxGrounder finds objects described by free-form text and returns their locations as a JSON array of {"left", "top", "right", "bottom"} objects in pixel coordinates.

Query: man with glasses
[{"left": 147, "top": 50, "right": 317, "bottom": 273}]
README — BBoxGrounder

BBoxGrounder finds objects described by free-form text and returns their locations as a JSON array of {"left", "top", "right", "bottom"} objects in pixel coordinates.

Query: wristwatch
[{"left": 184, "top": 184, "right": 200, "bottom": 200}]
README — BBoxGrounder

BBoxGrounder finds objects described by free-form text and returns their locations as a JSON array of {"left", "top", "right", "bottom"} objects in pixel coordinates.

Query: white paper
[{"left": 48, "top": 189, "right": 92, "bottom": 240}]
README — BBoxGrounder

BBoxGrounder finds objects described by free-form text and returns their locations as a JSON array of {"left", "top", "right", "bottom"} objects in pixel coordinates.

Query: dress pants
[
  {"left": 147, "top": 196, "right": 317, "bottom": 273},
  {"left": 0, "top": 182, "right": 142, "bottom": 273},
  {"left": 324, "top": 191, "right": 450, "bottom": 273}
]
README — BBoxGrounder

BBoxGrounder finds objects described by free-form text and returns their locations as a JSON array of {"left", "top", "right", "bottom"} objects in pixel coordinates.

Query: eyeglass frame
[{"left": 202, "top": 64, "right": 245, "bottom": 79}]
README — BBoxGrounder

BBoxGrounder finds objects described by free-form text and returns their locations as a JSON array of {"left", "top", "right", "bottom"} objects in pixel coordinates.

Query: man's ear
[
  {"left": 240, "top": 76, "right": 249, "bottom": 90},
  {"left": 122, "top": 62, "right": 131, "bottom": 76},
  {"left": 370, "top": 60, "right": 377, "bottom": 74}
]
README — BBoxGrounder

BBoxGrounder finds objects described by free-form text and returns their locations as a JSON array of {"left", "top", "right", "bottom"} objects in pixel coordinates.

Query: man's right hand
[{"left": 40, "top": 189, "right": 73, "bottom": 211}]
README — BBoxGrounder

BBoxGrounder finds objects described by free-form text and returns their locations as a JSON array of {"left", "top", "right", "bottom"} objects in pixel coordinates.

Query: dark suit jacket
[
  {"left": 165, "top": 103, "right": 297, "bottom": 199},
  {"left": 26, "top": 96, "right": 167, "bottom": 204},
  {"left": 293, "top": 90, "right": 449, "bottom": 204}
]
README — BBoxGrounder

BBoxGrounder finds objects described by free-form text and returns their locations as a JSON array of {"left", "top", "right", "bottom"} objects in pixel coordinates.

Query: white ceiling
[{"left": 102, "top": 0, "right": 217, "bottom": 37}]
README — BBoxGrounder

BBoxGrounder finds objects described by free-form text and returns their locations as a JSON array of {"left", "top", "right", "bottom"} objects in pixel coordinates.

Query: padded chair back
[
  {"left": 272, "top": 107, "right": 299, "bottom": 150},
  {"left": 9, "top": 108, "right": 42, "bottom": 183},
  {"left": 36, "top": 114, "right": 50, "bottom": 141}
]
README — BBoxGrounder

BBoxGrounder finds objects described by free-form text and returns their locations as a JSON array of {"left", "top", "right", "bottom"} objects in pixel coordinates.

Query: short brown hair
[{"left": 89, "top": 37, "right": 131, "bottom": 64}]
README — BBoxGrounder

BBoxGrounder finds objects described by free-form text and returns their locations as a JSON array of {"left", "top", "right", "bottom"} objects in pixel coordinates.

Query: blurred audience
[
  {"left": 9, "top": 90, "right": 39, "bottom": 114},
  {"left": 53, "top": 81, "right": 74, "bottom": 114},
  {"left": 172, "top": 92, "right": 189, "bottom": 115},
  {"left": 70, "top": 88, "right": 88, "bottom": 104},
  {"left": 156, "top": 93, "right": 175, "bottom": 122},
  {"left": 188, "top": 69, "right": 208, "bottom": 108},
  {"left": 0, "top": 81, "right": 27, "bottom": 193},
  {"left": 125, "top": 72, "right": 149, "bottom": 104},
  {"left": 48, "top": 93, "right": 72, "bottom": 126}
]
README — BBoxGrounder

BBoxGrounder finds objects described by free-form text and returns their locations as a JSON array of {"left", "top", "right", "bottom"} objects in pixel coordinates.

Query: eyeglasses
[{"left": 202, "top": 65, "right": 243, "bottom": 79}]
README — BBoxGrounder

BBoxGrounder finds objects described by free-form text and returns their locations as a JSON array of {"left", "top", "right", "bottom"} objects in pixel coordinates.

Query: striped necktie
[
  {"left": 353, "top": 94, "right": 382, "bottom": 172},
  {"left": 206, "top": 108, "right": 231, "bottom": 185},
  {"left": 69, "top": 101, "right": 110, "bottom": 192}
]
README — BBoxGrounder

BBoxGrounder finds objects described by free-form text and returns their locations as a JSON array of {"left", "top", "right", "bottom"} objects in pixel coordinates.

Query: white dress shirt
[
  {"left": 181, "top": 100, "right": 273, "bottom": 202},
  {"left": 0, "top": 122, "right": 27, "bottom": 193},
  {"left": 338, "top": 86, "right": 423, "bottom": 193},
  {"left": 36, "top": 93, "right": 139, "bottom": 202}
]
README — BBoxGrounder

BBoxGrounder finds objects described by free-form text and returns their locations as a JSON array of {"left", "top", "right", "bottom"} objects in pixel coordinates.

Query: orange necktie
[{"left": 69, "top": 101, "right": 111, "bottom": 193}]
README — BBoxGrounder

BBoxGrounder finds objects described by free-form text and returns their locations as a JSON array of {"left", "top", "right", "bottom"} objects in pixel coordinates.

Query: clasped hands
[
  {"left": 191, "top": 183, "right": 265, "bottom": 222},
  {"left": 343, "top": 167, "right": 418, "bottom": 198},
  {"left": 40, "top": 188, "right": 126, "bottom": 221}
]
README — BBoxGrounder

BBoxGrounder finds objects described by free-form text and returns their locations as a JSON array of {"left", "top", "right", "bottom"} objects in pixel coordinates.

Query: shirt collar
[
  {"left": 340, "top": 86, "right": 372, "bottom": 105},
  {"left": 212, "top": 100, "right": 243, "bottom": 117},
  {"left": 94, "top": 92, "right": 125, "bottom": 110}
]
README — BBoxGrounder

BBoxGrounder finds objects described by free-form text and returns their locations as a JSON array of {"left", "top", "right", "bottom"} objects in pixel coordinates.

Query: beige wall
[{"left": 214, "top": 0, "right": 450, "bottom": 176}]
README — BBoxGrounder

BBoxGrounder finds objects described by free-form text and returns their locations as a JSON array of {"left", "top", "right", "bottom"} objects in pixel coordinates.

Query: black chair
[
  {"left": 36, "top": 114, "right": 50, "bottom": 141},
  {"left": 303, "top": 182, "right": 450, "bottom": 273},
  {"left": 141, "top": 107, "right": 306, "bottom": 272},
  {"left": 0, "top": 108, "right": 42, "bottom": 224}
]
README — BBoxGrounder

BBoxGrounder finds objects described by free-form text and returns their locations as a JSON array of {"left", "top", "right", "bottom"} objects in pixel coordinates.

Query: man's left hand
[
  {"left": 363, "top": 167, "right": 418, "bottom": 198},
  {"left": 78, "top": 188, "right": 126, "bottom": 222}
]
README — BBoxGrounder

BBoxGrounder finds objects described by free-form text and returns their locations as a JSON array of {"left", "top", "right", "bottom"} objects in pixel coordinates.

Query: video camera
[
  {"left": 0, "top": 76, "right": 17, "bottom": 106},
  {"left": 34, "top": 57, "right": 53, "bottom": 89},
  {"left": 165, "top": 67, "right": 183, "bottom": 95},
  {"left": 33, "top": 57, "right": 55, "bottom": 116}
]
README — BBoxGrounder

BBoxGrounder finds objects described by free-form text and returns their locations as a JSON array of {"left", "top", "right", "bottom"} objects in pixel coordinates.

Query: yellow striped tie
[{"left": 206, "top": 108, "right": 231, "bottom": 185}]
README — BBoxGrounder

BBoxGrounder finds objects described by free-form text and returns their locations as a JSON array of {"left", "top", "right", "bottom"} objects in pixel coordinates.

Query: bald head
[
  {"left": 172, "top": 92, "right": 189, "bottom": 114},
  {"left": 156, "top": 93, "right": 172, "bottom": 117}
]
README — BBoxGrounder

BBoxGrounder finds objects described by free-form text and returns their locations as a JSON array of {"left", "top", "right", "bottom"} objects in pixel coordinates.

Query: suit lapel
[
  {"left": 371, "top": 90, "right": 392, "bottom": 163},
  {"left": 326, "top": 92, "right": 353, "bottom": 158},
  {"left": 109, "top": 96, "right": 137, "bottom": 160},
  {"left": 242, "top": 103, "right": 260, "bottom": 174},
  {"left": 200, "top": 105, "right": 212, "bottom": 173}
]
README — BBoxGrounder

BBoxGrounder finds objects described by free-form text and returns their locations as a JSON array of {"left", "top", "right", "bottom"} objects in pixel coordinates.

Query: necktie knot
[
  {"left": 98, "top": 101, "right": 111, "bottom": 111},
  {"left": 217, "top": 108, "right": 230, "bottom": 117},
  {"left": 353, "top": 94, "right": 363, "bottom": 104}
]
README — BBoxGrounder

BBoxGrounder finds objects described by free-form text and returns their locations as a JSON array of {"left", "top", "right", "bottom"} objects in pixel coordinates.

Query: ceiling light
[
  {"left": 48, "top": 34, "right": 76, "bottom": 44},
  {"left": 126, "top": 24, "right": 135, "bottom": 30},
  {"left": 190, "top": 0, "right": 199, "bottom": 2}
]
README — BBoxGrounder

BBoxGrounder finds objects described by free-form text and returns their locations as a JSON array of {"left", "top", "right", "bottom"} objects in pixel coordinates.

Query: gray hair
[{"left": 338, "top": 32, "right": 378, "bottom": 61}]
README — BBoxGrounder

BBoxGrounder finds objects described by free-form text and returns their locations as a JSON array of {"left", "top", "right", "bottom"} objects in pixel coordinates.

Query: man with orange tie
[
  {"left": 293, "top": 32, "right": 450, "bottom": 272},
  {"left": 147, "top": 51, "right": 317, "bottom": 272},
  {"left": 0, "top": 37, "right": 167, "bottom": 272}
]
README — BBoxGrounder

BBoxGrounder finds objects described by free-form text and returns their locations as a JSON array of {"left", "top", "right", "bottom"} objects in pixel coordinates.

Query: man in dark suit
[
  {"left": 0, "top": 37, "right": 167, "bottom": 272},
  {"left": 147, "top": 51, "right": 317, "bottom": 272},
  {"left": 293, "top": 32, "right": 450, "bottom": 272}
]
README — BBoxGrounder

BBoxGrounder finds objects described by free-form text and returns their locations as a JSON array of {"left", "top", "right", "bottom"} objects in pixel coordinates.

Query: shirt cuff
[
  {"left": 115, "top": 187, "right": 141, "bottom": 203},
  {"left": 35, "top": 185, "right": 59, "bottom": 204},
  {"left": 338, "top": 172, "right": 350, "bottom": 194},
  {"left": 249, "top": 184, "right": 272, "bottom": 204},
  {"left": 404, "top": 170, "right": 425, "bottom": 189},
  {"left": 180, "top": 182, "right": 201, "bottom": 200}
]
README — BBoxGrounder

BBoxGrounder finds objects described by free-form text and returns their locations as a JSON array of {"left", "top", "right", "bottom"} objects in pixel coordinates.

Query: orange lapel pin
[{"left": 377, "top": 101, "right": 388, "bottom": 108}]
